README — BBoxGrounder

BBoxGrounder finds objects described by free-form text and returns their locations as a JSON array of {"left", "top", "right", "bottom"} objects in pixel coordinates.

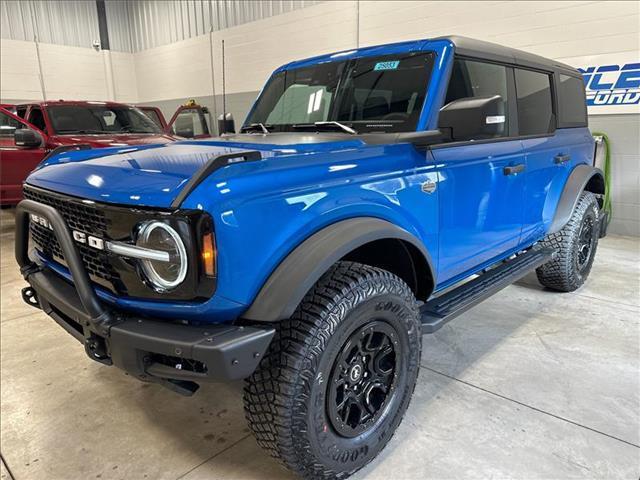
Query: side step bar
[{"left": 421, "top": 248, "right": 554, "bottom": 334}]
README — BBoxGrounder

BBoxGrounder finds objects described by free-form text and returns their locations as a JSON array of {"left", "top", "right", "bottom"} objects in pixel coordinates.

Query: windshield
[
  {"left": 48, "top": 105, "right": 161, "bottom": 135},
  {"left": 245, "top": 52, "right": 435, "bottom": 133}
]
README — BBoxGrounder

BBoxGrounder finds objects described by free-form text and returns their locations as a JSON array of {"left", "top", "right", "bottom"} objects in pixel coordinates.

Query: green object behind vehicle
[{"left": 592, "top": 131, "right": 612, "bottom": 226}]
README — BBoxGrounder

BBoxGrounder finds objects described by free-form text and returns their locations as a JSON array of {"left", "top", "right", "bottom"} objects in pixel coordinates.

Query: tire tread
[
  {"left": 536, "top": 191, "right": 599, "bottom": 292},
  {"left": 243, "top": 261, "right": 419, "bottom": 479}
]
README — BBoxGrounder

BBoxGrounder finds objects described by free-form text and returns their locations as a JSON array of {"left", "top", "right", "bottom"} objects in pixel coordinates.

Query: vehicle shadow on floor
[
  {"left": 420, "top": 272, "right": 547, "bottom": 381},
  {"left": 359, "top": 280, "right": 543, "bottom": 475},
  {"left": 112, "top": 279, "right": 545, "bottom": 479},
  {"left": 97, "top": 369, "right": 295, "bottom": 479}
]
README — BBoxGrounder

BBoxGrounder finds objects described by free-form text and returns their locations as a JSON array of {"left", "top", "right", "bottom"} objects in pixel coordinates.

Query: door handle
[
  {"left": 554, "top": 153, "right": 571, "bottom": 164},
  {"left": 503, "top": 164, "right": 525, "bottom": 176}
]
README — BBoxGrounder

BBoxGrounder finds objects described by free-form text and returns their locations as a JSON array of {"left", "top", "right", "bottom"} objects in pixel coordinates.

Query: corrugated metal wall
[
  {"left": 109, "top": 0, "right": 322, "bottom": 52},
  {"left": 0, "top": 0, "right": 100, "bottom": 48},
  {"left": 1, "top": 0, "right": 322, "bottom": 52}
]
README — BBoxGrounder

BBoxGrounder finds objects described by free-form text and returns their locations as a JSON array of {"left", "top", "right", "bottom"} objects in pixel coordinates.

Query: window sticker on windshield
[{"left": 374, "top": 61, "right": 400, "bottom": 71}]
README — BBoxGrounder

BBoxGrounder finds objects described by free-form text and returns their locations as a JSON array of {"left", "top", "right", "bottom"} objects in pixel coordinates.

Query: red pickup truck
[{"left": 0, "top": 100, "right": 212, "bottom": 205}]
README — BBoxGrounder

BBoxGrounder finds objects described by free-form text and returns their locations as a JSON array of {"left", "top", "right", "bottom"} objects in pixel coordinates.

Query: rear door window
[
  {"left": 444, "top": 58, "right": 511, "bottom": 137},
  {"left": 557, "top": 74, "right": 587, "bottom": 127},
  {"left": 515, "top": 69, "right": 555, "bottom": 135}
]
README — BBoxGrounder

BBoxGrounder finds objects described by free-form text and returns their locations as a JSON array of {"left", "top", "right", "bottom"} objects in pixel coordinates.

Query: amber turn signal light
[{"left": 201, "top": 231, "right": 216, "bottom": 277}]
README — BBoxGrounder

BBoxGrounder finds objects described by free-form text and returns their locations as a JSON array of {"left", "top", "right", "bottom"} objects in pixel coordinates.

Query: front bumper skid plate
[{"left": 15, "top": 199, "right": 274, "bottom": 395}]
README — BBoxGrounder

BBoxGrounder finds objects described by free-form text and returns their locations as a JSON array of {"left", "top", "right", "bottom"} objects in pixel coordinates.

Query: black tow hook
[
  {"left": 21, "top": 287, "right": 40, "bottom": 309},
  {"left": 84, "top": 333, "right": 113, "bottom": 366}
]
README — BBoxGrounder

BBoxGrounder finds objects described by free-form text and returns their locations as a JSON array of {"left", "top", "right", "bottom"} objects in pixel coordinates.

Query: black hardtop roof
[{"left": 438, "top": 35, "right": 581, "bottom": 77}]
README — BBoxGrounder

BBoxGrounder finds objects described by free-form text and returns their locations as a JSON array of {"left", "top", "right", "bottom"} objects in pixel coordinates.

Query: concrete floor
[{"left": 1, "top": 207, "right": 639, "bottom": 480}]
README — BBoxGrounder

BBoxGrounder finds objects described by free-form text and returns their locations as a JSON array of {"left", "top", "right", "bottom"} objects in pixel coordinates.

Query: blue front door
[{"left": 433, "top": 140, "right": 525, "bottom": 285}]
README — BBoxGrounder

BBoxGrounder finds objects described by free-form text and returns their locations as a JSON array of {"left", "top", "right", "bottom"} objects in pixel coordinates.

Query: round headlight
[{"left": 136, "top": 221, "right": 187, "bottom": 291}]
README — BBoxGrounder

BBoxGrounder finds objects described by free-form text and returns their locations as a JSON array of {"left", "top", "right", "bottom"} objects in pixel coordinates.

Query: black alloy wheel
[
  {"left": 576, "top": 215, "right": 595, "bottom": 272},
  {"left": 328, "top": 320, "right": 400, "bottom": 438}
]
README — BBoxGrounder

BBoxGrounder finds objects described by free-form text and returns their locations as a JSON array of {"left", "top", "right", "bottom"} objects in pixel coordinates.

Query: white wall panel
[
  {"left": 0, "top": 39, "right": 43, "bottom": 101},
  {"left": 134, "top": 35, "right": 214, "bottom": 103},
  {"left": 37, "top": 43, "right": 108, "bottom": 100},
  {"left": 358, "top": 1, "right": 639, "bottom": 61},
  {"left": 0, "top": 39, "right": 137, "bottom": 103},
  {"left": 111, "top": 51, "right": 139, "bottom": 103}
]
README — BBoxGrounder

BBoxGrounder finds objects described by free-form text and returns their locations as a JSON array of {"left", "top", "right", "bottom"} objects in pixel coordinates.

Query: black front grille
[
  {"left": 24, "top": 187, "right": 123, "bottom": 292},
  {"left": 24, "top": 185, "right": 109, "bottom": 233},
  {"left": 22, "top": 185, "right": 215, "bottom": 302}
]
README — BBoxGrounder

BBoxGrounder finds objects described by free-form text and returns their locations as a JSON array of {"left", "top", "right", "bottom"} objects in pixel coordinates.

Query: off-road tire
[
  {"left": 243, "top": 261, "right": 421, "bottom": 479},
  {"left": 536, "top": 191, "right": 600, "bottom": 292}
]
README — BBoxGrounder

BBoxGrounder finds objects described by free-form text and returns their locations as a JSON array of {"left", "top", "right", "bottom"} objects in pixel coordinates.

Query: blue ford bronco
[{"left": 17, "top": 36, "right": 604, "bottom": 478}]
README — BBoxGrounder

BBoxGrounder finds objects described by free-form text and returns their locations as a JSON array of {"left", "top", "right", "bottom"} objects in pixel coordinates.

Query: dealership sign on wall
[{"left": 567, "top": 52, "right": 640, "bottom": 115}]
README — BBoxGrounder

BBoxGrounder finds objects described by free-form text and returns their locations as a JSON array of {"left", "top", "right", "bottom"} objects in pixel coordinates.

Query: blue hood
[{"left": 26, "top": 135, "right": 364, "bottom": 208}]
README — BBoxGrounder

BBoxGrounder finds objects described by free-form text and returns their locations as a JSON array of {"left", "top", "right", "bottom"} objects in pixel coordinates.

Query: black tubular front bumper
[{"left": 15, "top": 199, "right": 274, "bottom": 395}]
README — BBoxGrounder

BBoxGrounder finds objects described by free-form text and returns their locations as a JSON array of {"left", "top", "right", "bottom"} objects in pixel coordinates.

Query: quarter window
[
  {"left": 515, "top": 69, "right": 554, "bottom": 135},
  {"left": 444, "top": 59, "right": 510, "bottom": 137},
  {"left": 557, "top": 74, "right": 587, "bottom": 127}
]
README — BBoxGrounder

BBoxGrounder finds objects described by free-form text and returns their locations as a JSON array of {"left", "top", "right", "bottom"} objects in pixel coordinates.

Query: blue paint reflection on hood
[{"left": 26, "top": 136, "right": 365, "bottom": 208}]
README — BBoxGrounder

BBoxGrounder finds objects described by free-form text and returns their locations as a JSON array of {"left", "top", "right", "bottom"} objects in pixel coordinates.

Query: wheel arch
[
  {"left": 548, "top": 164, "right": 605, "bottom": 235},
  {"left": 242, "top": 217, "right": 435, "bottom": 322}
]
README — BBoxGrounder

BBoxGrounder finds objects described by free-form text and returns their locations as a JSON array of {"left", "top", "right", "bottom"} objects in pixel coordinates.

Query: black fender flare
[
  {"left": 548, "top": 164, "right": 605, "bottom": 235},
  {"left": 242, "top": 217, "right": 435, "bottom": 322}
]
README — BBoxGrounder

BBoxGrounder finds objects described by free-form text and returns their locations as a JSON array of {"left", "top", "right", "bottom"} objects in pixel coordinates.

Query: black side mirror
[
  {"left": 14, "top": 128, "right": 43, "bottom": 148},
  {"left": 439, "top": 95, "right": 506, "bottom": 142},
  {"left": 217, "top": 113, "right": 235, "bottom": 134}
]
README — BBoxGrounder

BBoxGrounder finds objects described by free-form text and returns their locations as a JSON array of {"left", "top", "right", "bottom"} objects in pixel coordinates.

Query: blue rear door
[
  {"left": 521, "top": 131, "right": 579, "bottom": 244},
  {"left": 515, "top": 68, "right": 594, "bottom": 244}
]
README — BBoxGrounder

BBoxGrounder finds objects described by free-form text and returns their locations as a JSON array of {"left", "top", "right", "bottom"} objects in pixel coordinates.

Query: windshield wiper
[
  {"left": 293, "top": 121, "right": 357, "bottom": 134},
  {"left": 118, "top": 127, "right": 156, "bottom": 134},
  {"left": 56, "top": 129, "right": 108, "bottom": 135},
  {"left": 241, "top": 123, "right": 271, "bottom": 134}
]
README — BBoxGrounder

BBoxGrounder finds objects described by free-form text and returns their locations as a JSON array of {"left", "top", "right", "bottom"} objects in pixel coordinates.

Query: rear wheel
[
  {"left": 536, "top": 191, "right": 600, "bottom": 292},
  {"left": 243, "top": 261, "right": 421, "bottom": 479}
]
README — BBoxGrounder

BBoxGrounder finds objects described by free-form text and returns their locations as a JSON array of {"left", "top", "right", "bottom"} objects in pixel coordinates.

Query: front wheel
[
  {"left": 243, "top": 261, "right": 421, "bottom": 479},
  {"left": 536, "top": 191, "right": 600, "bottom": 292}
]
